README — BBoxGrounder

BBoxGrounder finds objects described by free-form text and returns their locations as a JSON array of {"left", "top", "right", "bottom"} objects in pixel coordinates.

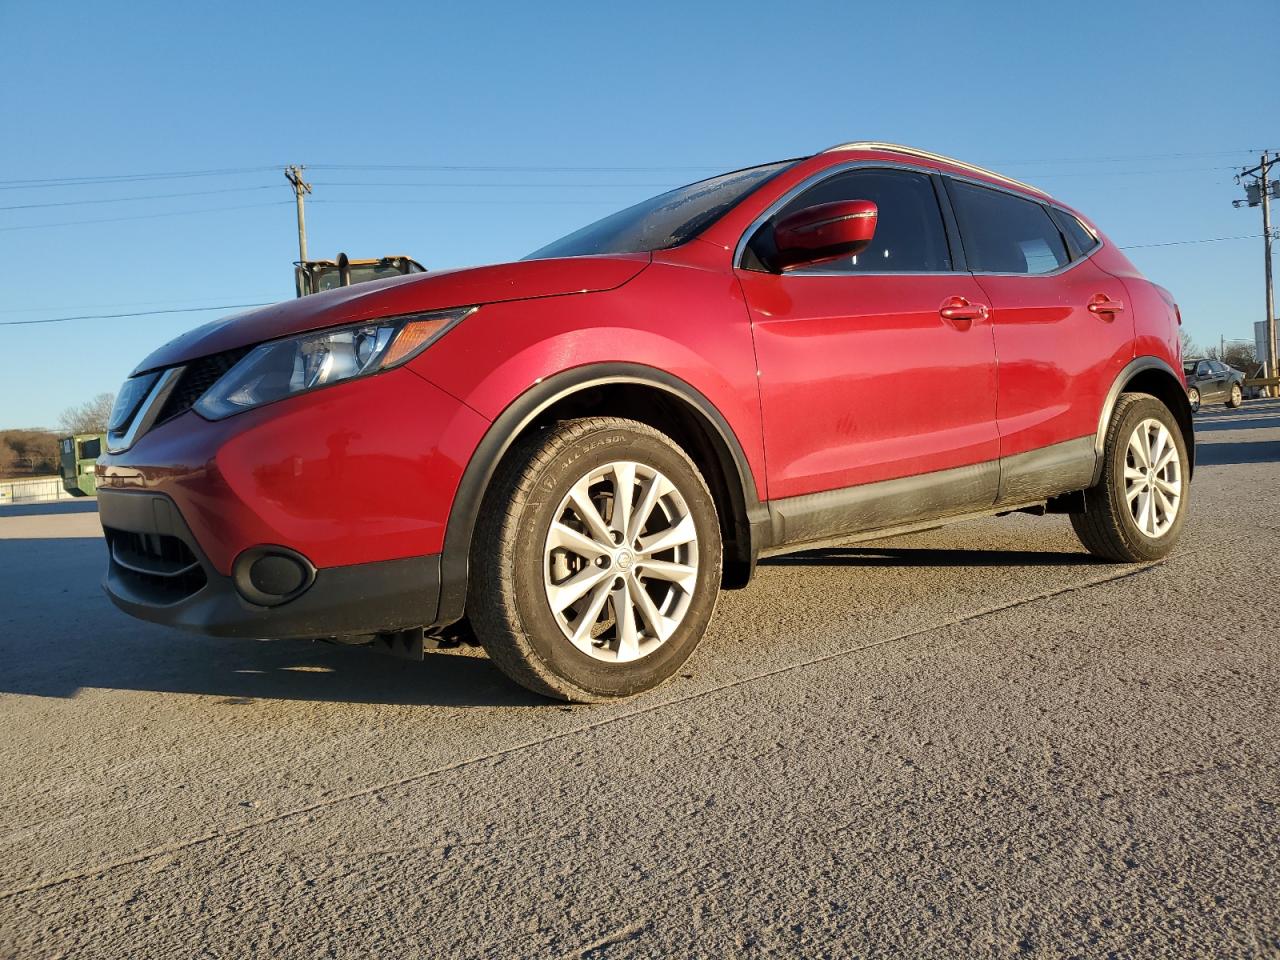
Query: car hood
[{"left": 133, "top": 253, "right": 651, "bottom": 373}]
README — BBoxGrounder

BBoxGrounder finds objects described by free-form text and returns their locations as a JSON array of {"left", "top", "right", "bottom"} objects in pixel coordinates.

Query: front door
[{"left": 737, "top": 166, "right": 1000, "bottom": 503}]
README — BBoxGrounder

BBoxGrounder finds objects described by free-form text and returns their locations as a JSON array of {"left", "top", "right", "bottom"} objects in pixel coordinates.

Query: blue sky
[{"left": 1, "top": 0, "right": 1275, "bottom": 429}]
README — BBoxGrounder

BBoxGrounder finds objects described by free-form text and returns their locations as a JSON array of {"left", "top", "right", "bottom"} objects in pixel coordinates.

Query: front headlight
[{"left": 194, "top": 307, "right": 476, "bottom": 420}]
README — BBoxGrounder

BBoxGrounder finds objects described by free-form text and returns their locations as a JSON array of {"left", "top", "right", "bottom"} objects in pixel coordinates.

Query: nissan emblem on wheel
[{"left": 96, "top": 142, "right": 1193, "bottom": 702}]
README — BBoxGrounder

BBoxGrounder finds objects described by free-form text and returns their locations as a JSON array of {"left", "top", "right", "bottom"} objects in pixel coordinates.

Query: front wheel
[
  {"left": 1070, "top": 393, "right": 1189, "bottom": 562},
  {"left": 1187, "top": 387, "right": 1200, "bottom": 413},
  {"left": 1227, "top": 382, "right": 1243, "bottom": 408},
  {"left": 468, "top": 417, "right": 722, "bottom": 702}
]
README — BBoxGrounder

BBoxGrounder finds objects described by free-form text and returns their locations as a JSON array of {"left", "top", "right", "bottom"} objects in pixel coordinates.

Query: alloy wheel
[
  {"left": 1123, "top": 418, "right": 1182, "bottom": 538},
  {"left": 543, "top": 460, "right": 699, "bottom": 662}
]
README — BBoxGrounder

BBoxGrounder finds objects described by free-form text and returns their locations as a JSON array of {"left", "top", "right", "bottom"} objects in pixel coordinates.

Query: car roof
[{"left": 820, "top": 141, "right": 1049, "bottom": 198}]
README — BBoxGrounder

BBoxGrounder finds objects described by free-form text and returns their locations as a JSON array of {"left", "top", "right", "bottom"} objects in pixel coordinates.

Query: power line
[
  {"left": 0, "top": 200, "right": 292, "bottom": 231},
  {"left": 0, "top": 166, "right": 281, "bottom": 190},
  {"left": 310, "top": 180, "right": 680, "bottom": 189},
  {"left": 1118, "top": 233, "right": 1263, "bottom": 249},
  {"left": 3, "top": 149, "right": 1267, "bottom": 192},
  {"left": 0, "top": 293, "right": 282, "bottom": 314},
  {"left": 310, "top": 198, "right": 627, "bottom": 206},
  {"left": 993, "top": 148, "right": 1266, "bottom": 166},
  {"left": 305, "top": 163, "right": 725, "bottom": 174},
  {"left": 0, "top": 184, "right": 277, "bottom": 211},
  {"left": 0, "top": 303, "right": 272, "bottom": 327}
]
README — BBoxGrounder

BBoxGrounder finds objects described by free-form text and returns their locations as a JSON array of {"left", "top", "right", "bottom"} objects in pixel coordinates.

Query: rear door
[
  {"left": 737, "top": 166, "right": 999, "bottom": 502},
  {"left": 946, "top": 179, "right": 1135, "bottom": 464}
]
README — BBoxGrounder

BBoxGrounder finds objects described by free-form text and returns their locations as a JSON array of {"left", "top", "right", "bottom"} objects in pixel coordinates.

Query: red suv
[{"left": 98, "top": 142, "right": 1193, "bottom": 701}]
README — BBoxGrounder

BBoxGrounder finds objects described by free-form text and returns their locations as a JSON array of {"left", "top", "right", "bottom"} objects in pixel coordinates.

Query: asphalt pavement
[{"left": 1, "top": 400, "right": 1278, "bottom": 958}]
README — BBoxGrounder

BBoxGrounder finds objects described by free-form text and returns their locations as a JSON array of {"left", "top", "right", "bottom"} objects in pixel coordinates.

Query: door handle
[
  {"left": 1087, "top": 294, "right": 1125, "bottom": 318},
  {"left": 939, "top": 297, "right": 989, "bottom": 324}
]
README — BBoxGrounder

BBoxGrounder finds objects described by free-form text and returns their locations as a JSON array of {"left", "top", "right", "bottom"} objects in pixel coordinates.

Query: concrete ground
[{"left": 1, "top": 401, "right": 1278, "bottom": 959}]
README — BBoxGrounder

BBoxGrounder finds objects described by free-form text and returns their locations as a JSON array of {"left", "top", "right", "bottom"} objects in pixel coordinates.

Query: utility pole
[
  {"left": 284, "top": 165, "right": 312, "bottom": 263},
  {"left": 1235, "top": 151, "right": 1278, "bottom": 395}
]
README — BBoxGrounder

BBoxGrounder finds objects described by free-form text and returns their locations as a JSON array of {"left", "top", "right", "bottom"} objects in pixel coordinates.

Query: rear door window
[{"left": 948, "top": 180, "right": 1070, "bottom": 275}]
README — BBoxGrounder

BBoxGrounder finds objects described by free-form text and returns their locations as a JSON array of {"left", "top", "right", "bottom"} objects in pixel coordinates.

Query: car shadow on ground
[
  {"left": 761, "top": 546, "right": 1104, "bottom": 568},
  {"left": 0, "top": 533, "right": 548, "bottom": 708},
  {"left": 0, "top": 499, "right": 101, "bottom": 517},
  {"left": 1192, "top": 414, "right": 1280, "bottom": 433}
]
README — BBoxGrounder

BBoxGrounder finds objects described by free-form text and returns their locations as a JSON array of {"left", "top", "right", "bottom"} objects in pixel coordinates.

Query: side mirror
[{"left": 771, "top": 199, "right": 878, "bottom": 271}]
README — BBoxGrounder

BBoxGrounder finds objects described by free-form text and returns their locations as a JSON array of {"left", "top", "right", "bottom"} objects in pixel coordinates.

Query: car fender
[
  {"left": 1093, "top": 355, "right": 1195, "bottom": 483},
  {"left": 424, "top": 359, "right": 768, "bottom": 628}
]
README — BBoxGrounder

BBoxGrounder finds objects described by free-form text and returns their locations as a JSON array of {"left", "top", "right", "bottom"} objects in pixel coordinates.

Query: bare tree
[
  {"left": 1221, "top": 343, "right": 1258, "bottom": 374},
  {"left": 58, "top": 392, "right": 115, "bottom": 435},
  {"left": 1179, "top": 330, "right": 1199, "bottom": 359}
]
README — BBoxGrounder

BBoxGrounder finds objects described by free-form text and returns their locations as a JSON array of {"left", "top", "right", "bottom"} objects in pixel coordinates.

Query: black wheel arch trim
[
  {"left": 1093, "top": 355, "right": 1195, "bottom": 484},
  {"left": 433, "top": 363, "right": 768, "bottom": 629}
]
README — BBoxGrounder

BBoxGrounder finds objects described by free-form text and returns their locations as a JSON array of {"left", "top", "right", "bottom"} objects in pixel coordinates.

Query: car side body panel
[
  {"left": 407, "top": 248, "right": 770, "bottom": 501},
  {"left": 738, "top": 268, "right": 1000, "bottom": 497},
  {"left": 973, "top": 256, "right": 1135, "bottom": 459}
]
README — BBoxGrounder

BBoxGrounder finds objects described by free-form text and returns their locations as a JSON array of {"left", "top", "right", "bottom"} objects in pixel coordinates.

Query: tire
[
  {"left": 1226, "top": 382, "right": 1243, "bottom": 408},
  {"left": 1070, "top": 393, "right": 1189, "bottom": 562},
  {"left": 1187, "top": 387, "right": 1200, "bottom": 413},
  {"left": 468, "top": 417, "right": 722, "bottom": 702}
]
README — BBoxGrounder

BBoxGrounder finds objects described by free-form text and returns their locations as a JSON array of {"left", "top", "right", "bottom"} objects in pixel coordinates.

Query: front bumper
[{"left": 99, "top": 488, "right": 440, "bottom": 639}]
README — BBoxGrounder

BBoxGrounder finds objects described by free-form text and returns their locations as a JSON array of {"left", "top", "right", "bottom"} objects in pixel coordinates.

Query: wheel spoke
[
  {"left": 547, "top": 565, "right": 611, "bottom": 613},
  {"left": 1128, "top": 432, "right": 1150, "bottom": 469},
  {"left": 628, "top": 575, "right": 673, "bottom": 643},
  {"left": 568, "top": 478, "right": 614, "bottom": 545},
  {"left": 1123, "top": 464, "right": 1146, "bottom": 483},
  {"left": 1154, "top": 444, "right": 1178, "bottom": 472},
  {"left": 627, "top": 473, "right": 663, "bottom": 544},
  {"left": 547, "top": 521, "right": 609, "bottom": 559},
  {"left": 1149, "top": 428, "right": 1167, "bottom": 471},
  {"left": 1153, "top": 486, "right": 1176, "bottom": 524},
  {"left": 613, "top": 581, "right": 641, "bottom": 661},
  {"left": 569, "top": 581, "right": 612, "bottom": 646},
  {"left": 636, "top": 558, "right": 697, "bottom": 590},
  {"left": 609, "top": 461, "right": 636, "bottom": 542},
  {"left": 1135, "top": 489, "right": 1152, "bottom": 535},
  {"left": 637, "top": 513, "right": 696, "bottom": 556},
  {"left": 1153, "top": 476, "right": 1180, "bottom": 498}
]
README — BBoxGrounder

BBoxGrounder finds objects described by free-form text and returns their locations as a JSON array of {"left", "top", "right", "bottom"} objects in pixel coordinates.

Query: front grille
[
  {"left": 105, "top": 526, "right": 208, "bottom": 603},
  {"left": 156, "top": 347, "right": 252, "bottom": 424}
]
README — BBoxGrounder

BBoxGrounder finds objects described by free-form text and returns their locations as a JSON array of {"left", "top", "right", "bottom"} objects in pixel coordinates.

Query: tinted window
[
  {"left": 1048, "top": 207, "right": 1100, "bottom": 258},
  {"left": 1196, "top": 361, "right": 1212, "bottom": 377},
  {"left": 1211, "top": 361, "right": 1229, "bottom": 374},
  {"left": 749, "top": 168, "right": 951, "bottom": 273},
  {"left": 525, "top": 161, "right": 796, "bottom": 259},
  {"left": 949, "top": 180, "right": 1070, "bottom": 274}
]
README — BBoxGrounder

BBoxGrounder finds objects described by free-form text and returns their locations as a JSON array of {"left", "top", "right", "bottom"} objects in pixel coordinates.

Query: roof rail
[{"left": 820, "top": 142, "right": 1047, "bottom": 196}]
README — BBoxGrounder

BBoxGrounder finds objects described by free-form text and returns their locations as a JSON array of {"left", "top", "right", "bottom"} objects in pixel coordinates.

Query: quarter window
[
  {"left": 948, "top": 180, "right": 1070, "bottom": 275},
  {"left": 1048, "top": 207, "right": 1100, "bottom": 259},
  {"left": 749, "top": 168, "right": 952, "bottom": 273}
]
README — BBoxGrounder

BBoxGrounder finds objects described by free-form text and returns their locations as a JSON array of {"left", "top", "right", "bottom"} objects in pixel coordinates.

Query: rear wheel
[
  {"left": 468, "top": 417, "right": 722, "bottom": 702},
  {"left": 1187, "top": 387, "right": 1200, "bottom": 413},
  {"left": 1227, "top": 382, "right": 1243, "bottom": 408},
  {"left": 1070, "top": 393, "right": 1189, "bottom": 562}
]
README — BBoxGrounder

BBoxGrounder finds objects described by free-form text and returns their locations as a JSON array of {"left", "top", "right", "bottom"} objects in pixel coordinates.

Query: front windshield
[{"left": 525, "top": 161, "right": 797, "bottom": 260}]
